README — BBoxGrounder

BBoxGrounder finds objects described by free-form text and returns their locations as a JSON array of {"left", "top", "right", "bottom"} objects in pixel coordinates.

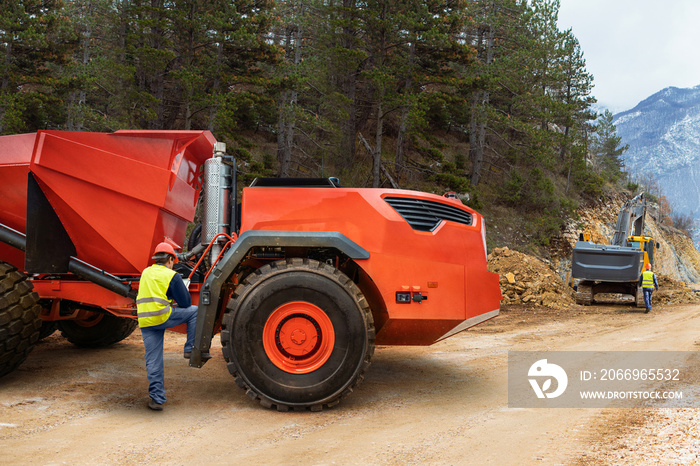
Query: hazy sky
[{"left": 557, "top": 0, "right": 700, "bottom": 113}]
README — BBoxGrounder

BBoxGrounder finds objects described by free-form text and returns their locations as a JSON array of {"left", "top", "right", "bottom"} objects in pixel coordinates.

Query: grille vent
[{"left": 384, "top": 197, "right": 473, "bottom": 232}]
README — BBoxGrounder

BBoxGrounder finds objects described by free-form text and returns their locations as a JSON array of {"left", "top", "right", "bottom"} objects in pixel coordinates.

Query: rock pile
[
  {"left": 656, "top": 276, "right": 700, "bottom": 305},
  {"left": 487, "top": 247, "right": 575, "bottom": 307}
]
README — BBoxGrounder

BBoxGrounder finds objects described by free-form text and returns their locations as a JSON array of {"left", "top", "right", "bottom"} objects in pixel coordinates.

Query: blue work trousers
[
  {"left": 140, "top": 305, "right": 198, "bottom": 404},
  {"left": 643, "top": 288, "right": 654, "bottom": 311}
]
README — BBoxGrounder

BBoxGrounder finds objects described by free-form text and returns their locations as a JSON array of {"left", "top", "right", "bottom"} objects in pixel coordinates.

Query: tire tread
[{"left": 0, "top": 262, "right": 42, "bottom": 378}]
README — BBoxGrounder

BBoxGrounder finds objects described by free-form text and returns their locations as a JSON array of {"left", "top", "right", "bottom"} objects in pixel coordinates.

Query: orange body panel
[{"left": 239, "top": 187, "right": 502, "bottom": 345}]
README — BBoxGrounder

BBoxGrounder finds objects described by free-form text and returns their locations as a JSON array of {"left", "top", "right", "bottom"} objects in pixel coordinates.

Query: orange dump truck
[{"left": 0, "top": 130, "right": 501, "bottom": 410}]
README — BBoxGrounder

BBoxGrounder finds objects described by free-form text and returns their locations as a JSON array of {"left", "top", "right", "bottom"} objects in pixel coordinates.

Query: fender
[{"left": 189, "top": 230, "right": 369, "bottom": 367}]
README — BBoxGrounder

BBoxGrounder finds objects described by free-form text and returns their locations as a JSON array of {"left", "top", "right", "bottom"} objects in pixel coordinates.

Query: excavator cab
[{"left": 626, "top": 235, "right": 658, "bottom": 271}]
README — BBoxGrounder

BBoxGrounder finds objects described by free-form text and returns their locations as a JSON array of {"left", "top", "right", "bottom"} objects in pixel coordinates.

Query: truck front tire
[
  {"left": 0, "top": 262, "right": 42, "bottom": 377},
  {"left": 221, "top": 258, "right": 375, "bottom": 411}
]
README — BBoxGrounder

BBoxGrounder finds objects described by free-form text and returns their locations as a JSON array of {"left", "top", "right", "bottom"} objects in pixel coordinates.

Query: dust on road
[{"left": 2, "top": 304, "right": 700, "bottom": 464}]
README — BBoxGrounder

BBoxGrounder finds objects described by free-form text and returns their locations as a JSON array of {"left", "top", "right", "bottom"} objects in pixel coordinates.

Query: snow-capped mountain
[{"left": 614, "top": 85, "right": 700, "bottom": 216}]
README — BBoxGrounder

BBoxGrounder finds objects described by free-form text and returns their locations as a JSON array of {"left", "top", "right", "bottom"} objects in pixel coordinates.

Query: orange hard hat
[
  {"left": 646, "top": 263, "right": 652, "bottom": 270},
  {"left": 152, "top": 242, "right": 178, "bottom": 262}
]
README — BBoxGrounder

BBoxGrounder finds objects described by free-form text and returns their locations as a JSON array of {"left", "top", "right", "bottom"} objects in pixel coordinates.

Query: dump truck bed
[{"left": 0, "top": 130, "right": 216, "bottom": 274}]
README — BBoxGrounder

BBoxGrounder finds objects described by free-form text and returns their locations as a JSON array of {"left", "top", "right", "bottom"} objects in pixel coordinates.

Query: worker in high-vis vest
[
  {"left": 638, "top": 263, "right": 659, "bottom": 314},
  {"left": 136, "top": 242, "right": 198, "bottom": 411}
]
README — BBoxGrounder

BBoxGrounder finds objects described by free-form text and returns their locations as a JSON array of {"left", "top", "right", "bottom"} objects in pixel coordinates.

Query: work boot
[
  {"left": 148, "top": 398, "right": 163, "bottom": 411},
  {"left": 645, "top": 307, "right": 651, "bottom": 314},
  {"left": 184, "top": 352, "right": 212, "bottom": 360}
]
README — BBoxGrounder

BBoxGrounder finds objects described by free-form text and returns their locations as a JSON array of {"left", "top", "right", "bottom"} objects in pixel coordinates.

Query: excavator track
[
  {"left": 575, "top": 281, "right": 593, "bottom": 306},
  {"left": 635, "top": 286, "right": 646, "bottom": 308}
]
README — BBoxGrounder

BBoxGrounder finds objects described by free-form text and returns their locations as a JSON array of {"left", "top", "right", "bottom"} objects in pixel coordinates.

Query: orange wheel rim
[
  {"left": 73, "top": 310, "right": 103, "bottom": 328},
  {"left": 263, "top": 301, "right": 335, "bottom": 374}
]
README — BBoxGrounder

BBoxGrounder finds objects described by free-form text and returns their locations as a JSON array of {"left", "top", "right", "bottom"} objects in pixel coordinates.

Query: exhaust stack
[{"left": 202, "top": 142, "right": 232, "bottom": 261}]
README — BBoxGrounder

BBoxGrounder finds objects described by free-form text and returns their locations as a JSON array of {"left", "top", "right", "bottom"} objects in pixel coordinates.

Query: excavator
[{"left": 572, "top": 193, "right": 659, "bottom": 307}]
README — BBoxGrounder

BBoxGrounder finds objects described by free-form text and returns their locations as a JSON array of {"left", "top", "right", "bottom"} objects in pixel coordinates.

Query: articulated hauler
[{"left": 0, "top": 130, "right": 502, "bottom": 410}]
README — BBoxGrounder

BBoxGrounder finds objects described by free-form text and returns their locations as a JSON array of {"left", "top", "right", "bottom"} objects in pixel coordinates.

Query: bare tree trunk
[
  {"left": 469, "top": 91, "right": 485, "bottom": 186},
  {"left": 340, "top": 78, "right": 357, "bottom": 168},
  {"left": 338, "top": 0, "right": 357, "bottom": 169},
  {"left": 371, "top": 3, "right": 388, "bottom": 188},
  {"left": 395, "top": 109, "right": 407, "bottom": 179},
  {"left": 373, "top": 100, "right": 383, "bottom": 187},
  {"left": 1, "top": 40, "right": 10, "bottom": 93},
  {"left": 184, "top": 0, "right": 196, "bottom": 131},
  {"left": 282, "top": 91, "right": 296, "bottom": 175},
  {"left": 148, "top": 0, "right": 166, "bottom": 130},
  {"left": 277, "top": 89, "right": 297, "bottom": 177},
  {"left": 277, "top": 90, "right": 289, "bottom": 175},
  {"left": 469, "top": 9, "right": 494, "bottom": 187},
  {"left": 68, "top": 0, "right": 94, "bottom": 131},
  {"left": 208, "top": 41, "right": 223, "bottom": 132},
  {"left": 277, "top": 15, "right": 302, "bottom": 177},
  {"left": 395, "top": 41, "right": 415, "bottom": 184},
  {"left": 0, "top": 39, "right": 13, "bottom": 133}
]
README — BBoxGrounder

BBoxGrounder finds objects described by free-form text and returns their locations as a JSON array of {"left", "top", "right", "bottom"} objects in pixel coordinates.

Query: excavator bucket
[{"left": 572, "top": 243, "right": 644, "bottom": 282}]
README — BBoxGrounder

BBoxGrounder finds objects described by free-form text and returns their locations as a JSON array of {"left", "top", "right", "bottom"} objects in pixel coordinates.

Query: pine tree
[
  {"left": 323, "top": 0, "right": 365, "bottom": 171},
  {"left": 63, "top": 0, "right": 112, "bottom": 131},
  {"left": 0, "top": 0, "right": 75, "bottom": 133},
  {"left": 555, "top": 29, "right": 596, "bottom": 191},
  {"left": 273, "top": 0, "right": 306, "bottom": 177},
  {"left": 592, "top": 109, "right": 628, "bottom": 182},
  {"left": 208, "top": 0, "right": 279, "bottom": 138}
]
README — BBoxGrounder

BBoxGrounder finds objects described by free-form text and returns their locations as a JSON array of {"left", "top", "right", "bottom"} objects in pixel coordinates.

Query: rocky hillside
[
  {"left": 614, "top": 85, "right": 700, "bottom": 216},
  {"left": 558, "top": 195, "right": 700, "bottom": 285},
  {"left": 488, "top": 193, "right": 700, "bottom": 307}
]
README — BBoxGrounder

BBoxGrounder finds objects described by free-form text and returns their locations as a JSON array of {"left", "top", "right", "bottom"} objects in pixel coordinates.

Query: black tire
[
  {"left": 221, "top": 258, "right": 375, "bottom": 411},
  {"left": 38, "top": 320, "right": 57, "bottom": 340},
  {"left": 57, "top": 312, "right": 138, "bottom": 347},
  {"left": 0, "top": 262, "right": 42, "bottom": 377}
]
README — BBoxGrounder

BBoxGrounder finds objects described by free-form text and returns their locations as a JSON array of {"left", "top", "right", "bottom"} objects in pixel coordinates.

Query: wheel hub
[
  {"left": 263, "top": 301, "right": 335, "bottom": 374},
  {"left": 289, "top": 328, "right": 307, "bottom": 346}
]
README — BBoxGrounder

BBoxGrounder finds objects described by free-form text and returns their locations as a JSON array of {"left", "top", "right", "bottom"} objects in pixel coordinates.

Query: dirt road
[{"left": 2, "top": 304, "right": 700, "bottom": 464}]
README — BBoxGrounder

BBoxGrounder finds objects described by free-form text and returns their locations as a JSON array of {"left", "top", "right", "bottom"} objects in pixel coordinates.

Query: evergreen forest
[{"left": 0, "top": 0, "right": 633, "bottom": 250}]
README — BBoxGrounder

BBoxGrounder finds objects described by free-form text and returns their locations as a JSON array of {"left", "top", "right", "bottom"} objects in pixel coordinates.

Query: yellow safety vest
[
  {"left": 136, "top": 264, "right": 177, "bottom": 327},
  {"left": 641, "top": 270, "right": 655, "bottom": 289}
]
